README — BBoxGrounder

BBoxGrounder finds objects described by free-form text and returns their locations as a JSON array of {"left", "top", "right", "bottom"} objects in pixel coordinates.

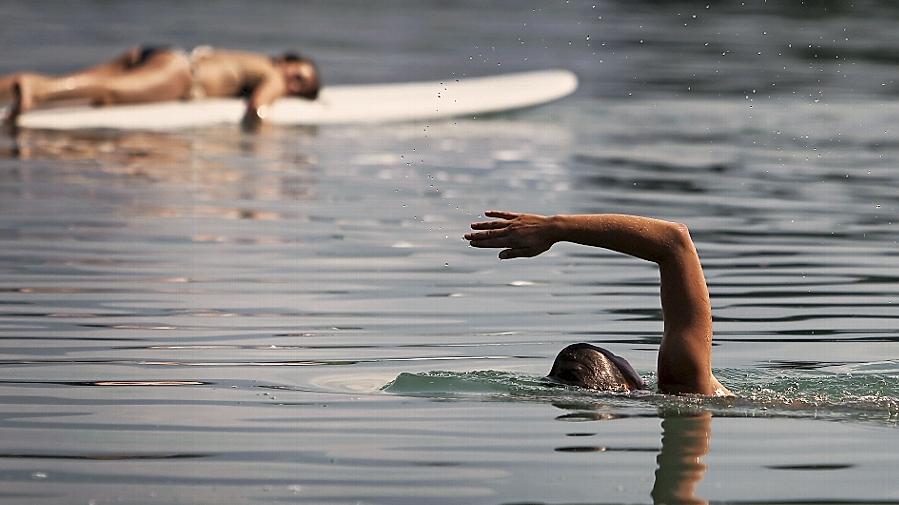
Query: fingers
[
  {"left": 464, "top": 211, "right": 535, "bottom": 252},
  {"left": 499, "top": 248, "right": 534, "bottom": 259},
  {"left": 485, "top": 210, "right": 521, "bottom": 219},
  {"left": 464, "top": 227, "right": 509, "bottom": 241},
  {"left": 468, "top": 238, "right": 510, "bottom": 248},
  {"left": 470, "top": 220, "right": 511, "bottom": 230}
]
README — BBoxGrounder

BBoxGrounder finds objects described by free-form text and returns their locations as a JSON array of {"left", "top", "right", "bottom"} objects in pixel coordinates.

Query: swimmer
[
  {"left": 465, "top": 211, "right": 731, "bottom": 396},
  {"left": 1, "top": 45, "right": 321, "bottom": 129}
]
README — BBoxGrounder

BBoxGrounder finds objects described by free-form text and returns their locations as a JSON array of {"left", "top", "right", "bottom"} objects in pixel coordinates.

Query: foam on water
[{"left": 384, "top": 368, "right": 899, "bottom": 424}]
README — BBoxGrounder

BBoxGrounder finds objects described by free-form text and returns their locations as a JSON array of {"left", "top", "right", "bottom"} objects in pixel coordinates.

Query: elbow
[
  {"left": 670, "top": 222, "right": 692, "bottom": 245},
  {"left": 661, "top": 221, "right": 697, "bottom": 261}
]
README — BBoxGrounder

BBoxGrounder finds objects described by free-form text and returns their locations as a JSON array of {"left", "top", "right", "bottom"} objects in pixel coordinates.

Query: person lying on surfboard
[
  {"left": 464, "top": 211, "right": 732, "bottom": 396},
  {"left": 1, "top": 45, "right": 321, "bottom": 129}
]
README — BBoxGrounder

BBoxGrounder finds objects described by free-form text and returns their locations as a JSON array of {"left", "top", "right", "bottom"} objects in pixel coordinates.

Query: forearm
[
  {"left": 245, "top": 96, "right": 273, "bottom": 124},
  {"left": 247, "top": 94, "right": 275, "bottom": 117},
  {"left": 548, "top": 214, "right": 692, "bottom": 264},
  {"left": 244, "top": 77, "right": 285, "bottom": 125}
]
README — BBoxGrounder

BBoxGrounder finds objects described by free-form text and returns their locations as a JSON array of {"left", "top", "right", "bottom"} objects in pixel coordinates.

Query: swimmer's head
[
  {"left": 547, "top": 343, "right": 645, "bottom": 392},
  {"left": 276, "top": 52, "right": 321, "bottom": 100}
]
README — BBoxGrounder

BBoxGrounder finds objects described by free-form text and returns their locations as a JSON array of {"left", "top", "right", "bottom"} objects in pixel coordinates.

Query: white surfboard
[{"left": 12, "top": 70, "right": 577, "bottom": 130}]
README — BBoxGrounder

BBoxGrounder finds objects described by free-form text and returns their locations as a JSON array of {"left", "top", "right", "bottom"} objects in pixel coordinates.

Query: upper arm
[{"left": 655, "top": 224, "right": 715, "bottom": 395}]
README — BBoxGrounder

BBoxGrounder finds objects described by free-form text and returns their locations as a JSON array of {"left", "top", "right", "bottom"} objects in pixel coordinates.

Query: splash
[
  {"left": 715, "top": 368, "right": 899, "bottom": 423},
  {"left": 382, "top": 368, "right": 899, "bottom": 425}
]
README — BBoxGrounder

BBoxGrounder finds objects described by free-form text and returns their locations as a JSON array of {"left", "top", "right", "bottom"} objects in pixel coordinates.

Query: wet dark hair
[
  {"left": 277, "top": 51, "right": 321, "bottom": 100},
  {"left": 547, "top": 343, "right": 646, "bottom": 391}
]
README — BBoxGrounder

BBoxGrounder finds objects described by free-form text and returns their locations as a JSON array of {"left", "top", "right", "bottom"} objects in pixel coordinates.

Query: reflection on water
[
  {"left": 552, "top": 404, "right": 714, "bottom": 505},
  {"left": 1, "top": 127, "right": 318, "bottom": 195},
  {"left": 652, "top": 412, "right": 711, "bottom": 505}
]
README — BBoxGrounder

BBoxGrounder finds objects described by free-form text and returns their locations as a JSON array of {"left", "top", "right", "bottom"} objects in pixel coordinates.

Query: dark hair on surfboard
[
  {"left": 278, "top": 51, "right": 321, "bottom": 100},
  {"left": 280, "top": 51, "right": 307, "bottom": 63},
  {"left": 547, "top": 343, "right": 646, "bottom": 391}
]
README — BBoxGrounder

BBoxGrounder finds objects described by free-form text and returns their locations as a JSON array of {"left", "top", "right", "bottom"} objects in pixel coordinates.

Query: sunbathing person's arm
[
  {"left": 465, "top": 211, "right": 728, "bottom": 396},
  {"left": 242, "top": 72, "right": 287, "bottom": 130}
]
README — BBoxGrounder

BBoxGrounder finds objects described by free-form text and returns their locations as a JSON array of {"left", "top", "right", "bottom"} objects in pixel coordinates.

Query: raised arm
[{"left": 465, "top": 210, "right": 728, "bottom": 396}]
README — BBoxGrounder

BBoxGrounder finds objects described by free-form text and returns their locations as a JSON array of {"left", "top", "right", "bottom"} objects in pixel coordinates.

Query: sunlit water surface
[{"left": 2, "top": 1, "right": 899, "bottom": 504}]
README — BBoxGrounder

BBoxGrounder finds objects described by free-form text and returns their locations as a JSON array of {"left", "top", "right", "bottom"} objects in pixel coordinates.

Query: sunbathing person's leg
[
  {"left": 65, "top": 47, "right": 145, "bottom": 78},
  {"left": 81, "top": 50, "right": 192, "bottom": 105},
  {"left": 1, "top": 47, "right": 144, "bottom": 102},
  {"left": 8, "top": 50, "right": 191, "bottom": 121},
  {"left": 1, "top": 75, "right": 20, "bottom": 102}
]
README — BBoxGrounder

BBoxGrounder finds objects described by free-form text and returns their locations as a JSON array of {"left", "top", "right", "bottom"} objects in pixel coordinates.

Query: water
[{"left": 1, "top": 1, "right": 898, "bottom": 503}]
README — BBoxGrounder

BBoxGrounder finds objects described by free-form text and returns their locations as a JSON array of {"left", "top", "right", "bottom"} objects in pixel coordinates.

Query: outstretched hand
[{"left": 465, "top": 211, "right": 558, "bottom": 259}]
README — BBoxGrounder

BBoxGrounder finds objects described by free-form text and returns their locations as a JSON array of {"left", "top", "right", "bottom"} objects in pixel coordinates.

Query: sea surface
[{"left": 1, "top": 1, "right": 898, "bottom": 504}]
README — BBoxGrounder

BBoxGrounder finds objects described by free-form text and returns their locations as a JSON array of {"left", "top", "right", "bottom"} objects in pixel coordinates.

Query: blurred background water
[{"left": 0, "top": 1, "right": 898, "bottom": 503}]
